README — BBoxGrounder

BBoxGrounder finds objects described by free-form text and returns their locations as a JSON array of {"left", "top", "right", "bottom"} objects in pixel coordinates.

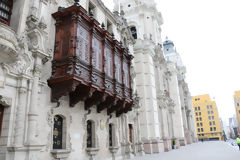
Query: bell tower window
[{"left": 0, "top": 0, "right": 12, "bottom": 25}]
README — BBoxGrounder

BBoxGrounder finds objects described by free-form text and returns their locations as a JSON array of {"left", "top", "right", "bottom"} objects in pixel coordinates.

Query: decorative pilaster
[
  {"left": 167, "top": 63, "right": 185, "bottom": 143},
  {"left": 14, "top": 79, "right": 28, "bottom": 147},
  {"left": 168, "top": 107, "right": 175, "bottom": 139},
  {"left": 26, "top": 62, "right": 41, "bottom": 145},
  {"left": 123, "top": 114, "right": 134, "bottom": 159},
  {"left": 134, "top": 95, "right": 145, "bottom": 156}
]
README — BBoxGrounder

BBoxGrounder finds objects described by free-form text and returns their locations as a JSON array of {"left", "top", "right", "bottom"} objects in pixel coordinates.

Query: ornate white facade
[
  {"left": 0, "top": 0, "right": 196, "bottom": 160},
  {"left": 114, "top": 0, "right": 197, "bottom": 153}
]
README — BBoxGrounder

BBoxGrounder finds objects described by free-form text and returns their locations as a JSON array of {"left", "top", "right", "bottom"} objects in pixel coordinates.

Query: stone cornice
[{"left": 133, "top": 39, "right": 156, "bottom": 57}]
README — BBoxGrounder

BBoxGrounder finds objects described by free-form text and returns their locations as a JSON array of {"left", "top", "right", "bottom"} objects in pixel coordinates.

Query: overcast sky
[{"left": 102, "top": 0, "right": 240, "bottom": 124}]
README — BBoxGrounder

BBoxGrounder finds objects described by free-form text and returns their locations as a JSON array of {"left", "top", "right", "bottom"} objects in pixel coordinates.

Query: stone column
[
  {"left": 124, "top": 114, "right": 133, "bottom": 159},
  {"left": 158, "top": 105, "right": 165, "bottom": 139},
  {"left": 167, "top": 63, "right": 185, "bottom": 147},
  {"left": 26, "top": 66, "right": 40, "bottom": 145},
  {"left": 14, "top": 78, "right": 28, "bottom": 147},
  {"left": 168, "top": 107, "right": 175, "bottom": 139},
  {"left": 187, "top": 94, "right": 197, "bottom": 142},
  {"left": 134, "top": 42, "right": 162, "bottom": 154},
  {"left": 135, "top": 108, "right": 145, "bottom": 156},
  {"left": 158, "top": 102, "right": 171, "bottom": 151},
  {"left": 178, "top": 82, "right": 188, "bottom": 130}
]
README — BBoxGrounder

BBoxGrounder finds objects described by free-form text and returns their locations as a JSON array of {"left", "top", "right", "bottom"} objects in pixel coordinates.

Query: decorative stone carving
[
  {"left": 86, "top": 148, "right": 99, "bottom": 160},
  {"left": 0, "top": 95, "right": 11, "bottom": 107},
  {"left": 2, "top": 31, "right": 34, "bottom": 76},
  {"left": 0, "top": 23, "right": 19, "bottom": 64},
  {"left": 47, "top": 111, "right": 53, "bottom": 127},
  {"left": 109, "top": 146, "right": 119, "bottom": 160},
  {"left": 51, "top": 149, "right": 71, "bottom": 160}
]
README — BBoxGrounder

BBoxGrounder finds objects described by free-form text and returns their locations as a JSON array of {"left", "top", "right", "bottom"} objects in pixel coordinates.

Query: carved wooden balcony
[{"left": 48, "top": 4, "right": 134, "bottom": 116}]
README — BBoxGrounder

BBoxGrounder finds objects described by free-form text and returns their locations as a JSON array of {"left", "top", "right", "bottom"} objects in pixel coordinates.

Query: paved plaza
[{"left": 133, "top": 141, "right": 240, "bottom": 160}]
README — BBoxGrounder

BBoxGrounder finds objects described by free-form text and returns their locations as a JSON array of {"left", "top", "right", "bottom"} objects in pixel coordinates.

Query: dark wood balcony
[{"left": 48, "top": 4, "right": 134, "bottom": 116}]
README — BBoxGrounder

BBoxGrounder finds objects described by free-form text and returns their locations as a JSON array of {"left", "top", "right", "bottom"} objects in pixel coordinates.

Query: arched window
[
  {"left": 53, "top": 115, "right": 65, "bottom": 149},
  {"left": 128, "top": 124, "right": 133, "bottom": 143},
  {"left": 109, "top": 124, "right": 113, "bottom": 147},
  {"left": 87, "top": 120, "right": 95, "bottom": 148},
  {"left": 0, "top": 0, "right": 13, "bottom": 25},
  {"left": 130, "top": 26, "right": 137, "bottom": 39},
  {"left": 0, "top": 105, "right": 4, "bottom": 135}
]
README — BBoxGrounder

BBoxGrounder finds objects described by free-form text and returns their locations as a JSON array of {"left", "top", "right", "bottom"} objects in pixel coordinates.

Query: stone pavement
[{"left": 133, "top": 141, "right": 240, "bottom": 160}]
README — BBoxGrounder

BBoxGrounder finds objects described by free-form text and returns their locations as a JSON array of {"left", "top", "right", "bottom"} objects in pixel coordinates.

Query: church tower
[
  {"left": 114, "top": 0, "right": 163, "bottom": 44},
  {"left": 114, "top": 0, "right": 166, "bottom": 153},
  {"left": 163, "top": 38, "right": 183, "bottom": 67}
]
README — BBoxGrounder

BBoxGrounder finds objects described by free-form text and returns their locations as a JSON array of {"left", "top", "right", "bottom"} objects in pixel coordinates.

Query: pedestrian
[
  {"left": 236, "top": 135, "right": 240, "bottom": 151},
  {"left": 201, "top": 139, "right": 203, "bottom": 143}
]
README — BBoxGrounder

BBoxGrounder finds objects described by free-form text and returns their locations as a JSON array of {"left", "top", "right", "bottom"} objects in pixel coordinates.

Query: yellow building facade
[
  {"left": 234, "top": 91, "right": 240, "bottom": 133},
  {"left": 192, "top": 94, "right": 223, "bottom": 141}
]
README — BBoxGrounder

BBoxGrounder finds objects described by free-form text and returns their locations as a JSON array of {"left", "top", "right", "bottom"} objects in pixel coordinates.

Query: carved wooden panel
[
  {"left": 104, "top": 78, "right": 114, "bottom": 93},
  {"left": 92, "top": 37, "right": 102, "bottom": 71},
  {"left": 91, "top": 71, "right": 103, "bottom": 89},
  {"left": 104, "top": 46, "right": 113, "bottom": 78},
  {"left": 114, "top": 55, "right": 122, "bottom": 83},
  {"left": 76, "top": 61, "right": 90, "bottom": 82},
  {"left": 123, "top": 61, "right": 129, "bottom": 88},
  {"left": 77, "top": 25, "right": 90, "bottom": 63},
  {"left": 61, "top": 31, "right": 71, "bottom": 56}
]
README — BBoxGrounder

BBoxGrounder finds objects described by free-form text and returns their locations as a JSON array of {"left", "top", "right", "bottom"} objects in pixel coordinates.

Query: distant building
[
  {"left": 229, "top": 117, "right": 238, "bottom": 138},
  {"left": 192, "top": 94, "right": 223, "bottom": 141},
  {"left": 234, "top": 91, "right": 240, "bottom": 135}
]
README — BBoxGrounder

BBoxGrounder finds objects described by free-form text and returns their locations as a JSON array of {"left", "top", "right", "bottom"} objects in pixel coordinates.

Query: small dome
[{"left": 163, "top": 39, "right": 174, "bottom": 46}]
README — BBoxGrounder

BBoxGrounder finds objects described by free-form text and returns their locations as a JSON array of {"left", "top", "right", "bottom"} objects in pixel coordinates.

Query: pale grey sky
[{"left": 102, "top": 0, "right": 240, "bottom": 123}]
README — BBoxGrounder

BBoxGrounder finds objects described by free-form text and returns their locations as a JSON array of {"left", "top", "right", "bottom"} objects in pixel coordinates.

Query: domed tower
[
  {"left": 163, "top": 38, "right": 183, "bottom": 67},
  {"left": 163, "top": 38, "right": 175, "bottom": 54}
]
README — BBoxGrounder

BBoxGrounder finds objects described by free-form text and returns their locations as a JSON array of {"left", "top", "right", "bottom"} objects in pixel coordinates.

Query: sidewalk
[{"left": 132, "top": 141, "right": 240, "bottom": 160}]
